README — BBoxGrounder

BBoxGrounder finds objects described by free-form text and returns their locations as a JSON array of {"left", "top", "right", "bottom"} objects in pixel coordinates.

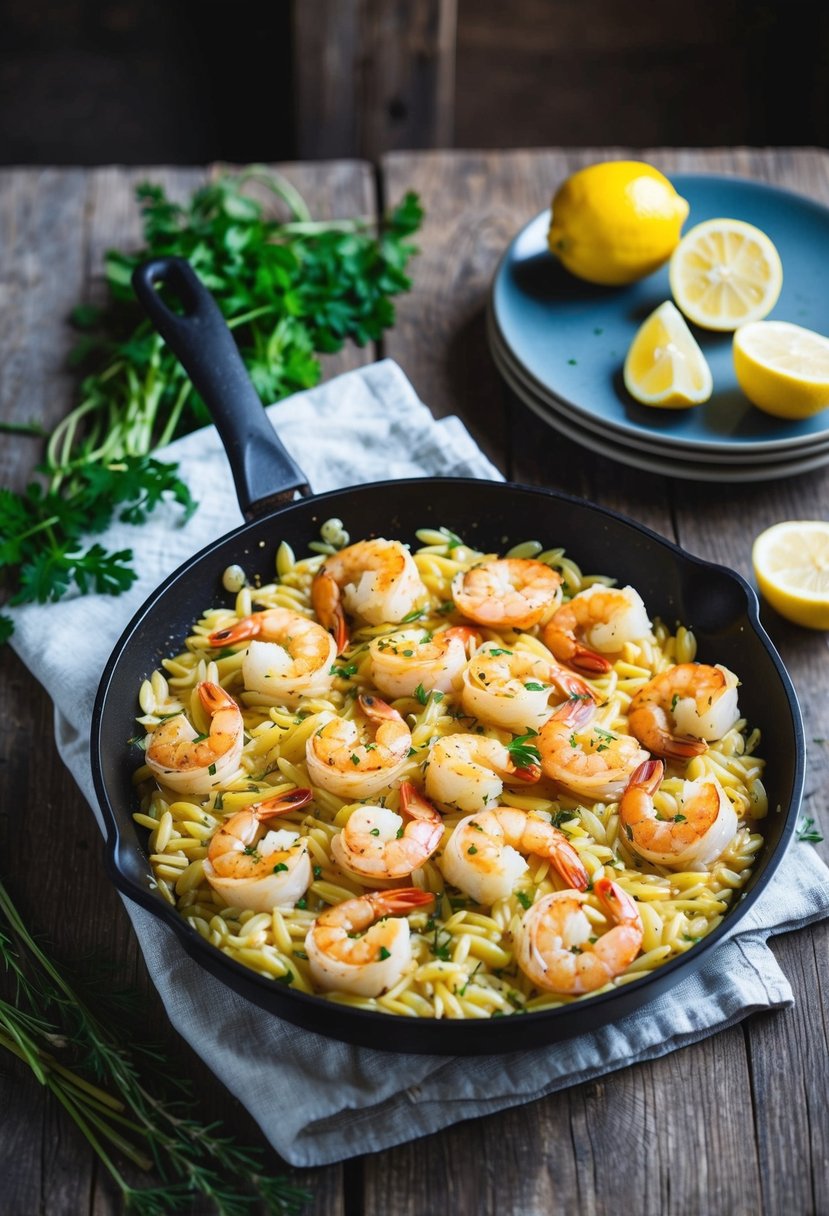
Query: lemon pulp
[
  {"left": 733, "top": 321, "right": 829, "bottom": 419},
  {"left": 752, "top": 520, "right": 829, "bottom": 630},
  {"left": 669, "top": 218, "right": 782, "bottom": 331},
  {"left": 548, "top": 161, "right": 689, "bottom": 286},
  {"left": 623, "top": 301, "right": 713, "bottom": 408}
]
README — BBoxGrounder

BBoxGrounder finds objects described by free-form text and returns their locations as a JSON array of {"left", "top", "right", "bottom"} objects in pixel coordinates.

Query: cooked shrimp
[
  {"left": 146, "top": 681, "right": 244, "bottom": 795},
  {"left": 451, "top": 558, "right": 562, "bottom": 629},
  {"left": 514, "top": 878, "right": 643, "bottom": 995},
  {"left": 203, "top": 788, "right": 314, "bottom": 911},
  {"left": 305, "top": 887, "right": 434, "bottom": 997},
  {"left": 619, "top": 759, "right": 738, "bottom": 868},
  {"left": 209, "top": 607, "right": 336, "bottom": 706},
  {"left": 312, "top": 538, "right": 428, "bottom": 651},
  {"left": 368, "top": 625, "right": 479, "bottom": 700},
  {"left": 424, "top": 733, "right": 540, "bottom": 814},
  {"left": 331, "top": 782, "right": 443, "bottom": 881},
  {"left": 461, "top": 640, "right": 597, "bottom": 734},
  {"left": 439, "top": 806, "right": 588, "bottom": 904},
  {"left": 542, "top": 584, "right": 651, "bottom": 674},
  {"left": 537, "top": 698, "right": 648, "bottom": 800},
  {"left": 305, "top": 694, "right": 411, "bottom": 798},
  {"left": 627, "top": 663, "right": 740, "bottom": 760}
]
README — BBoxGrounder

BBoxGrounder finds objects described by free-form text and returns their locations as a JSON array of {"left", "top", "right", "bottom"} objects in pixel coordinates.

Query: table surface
[{"left": 1, "top": 148, "right": 828, "bottom": 1216}]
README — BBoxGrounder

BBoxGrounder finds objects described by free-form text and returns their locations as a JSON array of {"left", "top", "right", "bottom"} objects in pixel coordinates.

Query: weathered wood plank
[
  {"left": 293, "top": 0, "right": 457, "bottom": 162},
  {"left": 0, "top": 160, "right": 375, "bottom": 1216}
]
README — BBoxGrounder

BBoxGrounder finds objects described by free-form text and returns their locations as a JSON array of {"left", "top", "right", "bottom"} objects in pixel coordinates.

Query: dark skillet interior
[{"left": 93, "top": 475, "right": 804, "bottom": 1055}]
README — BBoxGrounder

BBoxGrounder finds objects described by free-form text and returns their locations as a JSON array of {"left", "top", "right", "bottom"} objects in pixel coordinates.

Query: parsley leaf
[{"left": 507, "top": 730, "right": 541, "bottom": 770}]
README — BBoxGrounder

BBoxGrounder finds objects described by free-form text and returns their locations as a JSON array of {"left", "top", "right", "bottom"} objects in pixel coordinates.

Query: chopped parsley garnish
[
  {"left": 295, "top": 898, "right": 307, "bottom": 910},
  {"left": 272, "top": 862, "right": 289, "bottom": 873},
  {"left": 369, "top": 827, "right": 381, "bottom": 837},
  {"left": 467, "top": 844, "right": 478, "bottom": 855},
  {"left": 243, "top": 845, "right": 260, "bottom": 859},
  {"left": 487, "top": 647, "right": 513, "bottom": 656},
  {"left": 506, "top": 730, "right": 540, "bottom": 769},
  {"left": 401, "top": 608, "right": 424, "bottom": 623},
  {"left": 350, "top": 753, "right": 360, "bottom": 766},
  {"left": 414, "top": 683, "right": 428, "bottom": 706},
  {"left": 523, "top": 682, "right": 546, "bottom": 691},
  {"left": 671, "top": 692, "right": 680, "bottom": 712},
  {"left": 378, "top": 946, "right": 391, "bottom": 961},
  {"left": 330, "top": 663, "right": 358, "bottom": 679},
  {"left": 207, "top": 763, "right": 216, "bottom": 776},
  {"left": 797, "top": 816, "right": 824, "bottom": 843},
  {"left": 515, "top": 891, "right": 532, "bottom": 910},
  {"left": 313, "top": 865, "right": 322, "bottom": 879}
]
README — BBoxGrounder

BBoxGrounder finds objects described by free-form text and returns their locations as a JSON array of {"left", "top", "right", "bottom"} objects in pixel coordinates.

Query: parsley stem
[{"left": 0, "top": 419, "right": 47, "bottom": 436}]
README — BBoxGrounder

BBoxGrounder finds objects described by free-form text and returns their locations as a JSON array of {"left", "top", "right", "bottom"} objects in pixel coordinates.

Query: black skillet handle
[{"left": 132, "top": 257, "right": 310, "bottom": 519}]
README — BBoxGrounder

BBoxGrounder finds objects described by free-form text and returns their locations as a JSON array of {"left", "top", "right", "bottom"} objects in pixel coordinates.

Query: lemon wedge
[
  {"left": 752, "top": 520, "right": 829, "bottom": 629},
  {"left": 733, "top": 321, "right": 829, "bottom": 419},
  {"left": 669, "top": 218, "right": 783, "bottom": 331},
  {"left": 623, "top": 301, "right": 713, "bottom": 407},
  {"left": 548, "top": 161, "right": 689, "bottom": 286}
]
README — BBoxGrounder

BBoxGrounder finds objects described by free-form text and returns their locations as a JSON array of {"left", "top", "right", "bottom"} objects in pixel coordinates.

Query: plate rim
[{"left": 492, "top": 172, "right": 829, "bottom": 459}]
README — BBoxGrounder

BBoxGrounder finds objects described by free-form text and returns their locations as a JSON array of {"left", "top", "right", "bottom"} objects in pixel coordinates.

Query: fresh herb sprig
[
  {"left": 0, "top": 168, "right": 423, "bottom": 642},
  {"left": 0, "top": 880, "right": 308, "bottom": 1214},
  {"left": 506, "top": 730, "right": 541, "bottom": 770}
]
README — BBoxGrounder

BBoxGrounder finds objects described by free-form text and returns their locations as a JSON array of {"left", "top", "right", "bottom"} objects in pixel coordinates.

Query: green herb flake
[
  {"left": 414, "top": 682, "right": 428, "bottom": 706},
  {"left": 272, "top": 862, "right": 289, "bottom": 873},
  {"left": 797, "top": 816, "right": 824, "bottom": 843},
  {"left": 467, "top": 844, "right": 479, "bottom": 855},
  {"left": 524, "top": 682, "right": 546, "bottom": 691},
  {"left": 378, "top": 946, "right": 392, "bottom": 961}
]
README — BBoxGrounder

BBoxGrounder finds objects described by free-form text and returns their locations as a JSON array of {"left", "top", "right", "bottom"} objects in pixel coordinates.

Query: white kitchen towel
[{"left": 7, "top": 358, "right": 829, "bottom": 1167}]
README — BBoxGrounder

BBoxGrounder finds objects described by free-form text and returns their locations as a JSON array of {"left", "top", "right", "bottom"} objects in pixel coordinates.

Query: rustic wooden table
[{"left": 2, "top": 148, "right": 828, "bottom": 1216}]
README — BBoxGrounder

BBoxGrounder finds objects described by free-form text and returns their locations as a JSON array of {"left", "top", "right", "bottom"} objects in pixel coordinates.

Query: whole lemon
[{"left": 548, "top": 161, "right": 690, "bottom": 286}]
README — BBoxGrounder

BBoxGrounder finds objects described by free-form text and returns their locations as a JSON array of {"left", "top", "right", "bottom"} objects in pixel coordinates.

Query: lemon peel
[
  {"left": 733, "top": 321, "right": 829, "bottom": 420},
  {"left": 752, "top": 520, "right": 829, "bottom": 629},
  {"left": 548, "top": 161, "right": 689, "bottom": 286},
  {"left": 623, "top": 301, "right": 713, "bottom": 408}
]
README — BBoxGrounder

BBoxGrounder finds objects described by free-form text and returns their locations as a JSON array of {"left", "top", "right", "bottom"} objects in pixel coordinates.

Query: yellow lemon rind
[
  {"left": 733, "top": 322, "right": 829, "bottom": 420},
  {"left": 751, "top": 521, "right": 829, "bottom": 630}
]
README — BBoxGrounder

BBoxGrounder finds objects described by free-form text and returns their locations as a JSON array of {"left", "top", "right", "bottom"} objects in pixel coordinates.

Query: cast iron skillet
[{"left": 92, "top": 257, "right": 805, "bottom": 1055}]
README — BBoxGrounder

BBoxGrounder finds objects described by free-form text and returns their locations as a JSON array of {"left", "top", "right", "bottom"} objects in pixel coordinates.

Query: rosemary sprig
[{"left": 0, "top": 880, "right": 309, "bottom": 1214}]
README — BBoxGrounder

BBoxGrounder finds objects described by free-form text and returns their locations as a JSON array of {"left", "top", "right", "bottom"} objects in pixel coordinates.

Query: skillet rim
[{"left": 91, "top": 475, "right": 805, "bottom": 1053}]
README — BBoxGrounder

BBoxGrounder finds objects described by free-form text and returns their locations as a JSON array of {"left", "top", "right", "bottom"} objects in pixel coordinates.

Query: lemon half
[
  {"left": 548, "top": 161, "right": 689, "bottom": 286},
  {"left": 669, "top": 218, "right": 783, "bottom": 331},
  {"left": 733, "top": 321, "right": 829, "bottom": 419},
  {"left": 623, "top": 301, "right": 713, "bottom": 408},
  {"left": 752, "top": 520, "right": 829, "bottom": 629}
]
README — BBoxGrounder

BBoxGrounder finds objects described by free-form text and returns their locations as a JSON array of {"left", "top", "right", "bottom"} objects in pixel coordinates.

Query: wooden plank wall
[{"left": 293, "top": 0, "right": 829, "bottom": 160}]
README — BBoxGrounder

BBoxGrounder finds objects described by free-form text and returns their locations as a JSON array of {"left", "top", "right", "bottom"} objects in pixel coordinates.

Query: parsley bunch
[{"left": 0, "top": 168, "right": 423, "bottom": 642}]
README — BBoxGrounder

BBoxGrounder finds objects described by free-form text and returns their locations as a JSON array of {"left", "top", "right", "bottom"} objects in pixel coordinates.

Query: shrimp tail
[
  {"left": 370, "top": 888, "right": 435, "bottom": 916},
  {"left": 399, "top": 781, "right": 439, "bottom": 822},
  {"left": 253, "top": 788, "right": 314, "bottom": 819},
  {"left": 552, "top": 834, "right": 589, "bottom": 891},
  {"left": 208, "top": 617, "right": 260, "bottom": 646},
  {"left": 627, "top": 758, "right": 664, "bottom": 796},
  {"left": 312, "top": 569, "right": 348, "bottom": 653},
  {"left": 512, "top": 761, "right": 542, "bottom": 784},
  {"left": 358, "top": 693, "right": 400, "bottom": 724},
  {"left": 197, "top": 681, "right": 239, "bottom": 715},
  {"left": 550, "top": 670, "right": 599, "bottom": 704},
  {"left": 569, "top": 646, "right": 613, "bottom": 675}
]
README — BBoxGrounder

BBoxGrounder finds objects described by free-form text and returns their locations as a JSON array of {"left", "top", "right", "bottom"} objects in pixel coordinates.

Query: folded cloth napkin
[{"left": 8, "top": 358, "right": 829, "bottom": 1167}]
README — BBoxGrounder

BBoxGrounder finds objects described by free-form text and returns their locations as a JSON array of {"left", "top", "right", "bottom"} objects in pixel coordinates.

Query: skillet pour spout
[{"left": 90, "top": 257, "right": 806, "bottom": 1054}]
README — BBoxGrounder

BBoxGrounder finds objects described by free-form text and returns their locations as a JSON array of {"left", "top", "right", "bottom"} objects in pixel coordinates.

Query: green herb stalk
[{"left": 0, "top": 880, "right": 309, "bottom": 1214}]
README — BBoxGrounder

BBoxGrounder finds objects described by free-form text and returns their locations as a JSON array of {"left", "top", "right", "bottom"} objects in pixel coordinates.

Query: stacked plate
[{"left": 488, "top": 175, "right": 829, "bottom": 482}]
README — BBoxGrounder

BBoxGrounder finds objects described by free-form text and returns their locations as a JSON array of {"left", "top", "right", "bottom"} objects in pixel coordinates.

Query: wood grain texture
[
  {"left": 0, "top": 159, "right": 375, "bottom": 1216},
  {"left": 293, "top": 0, "right": 457, "bottom": 162}
]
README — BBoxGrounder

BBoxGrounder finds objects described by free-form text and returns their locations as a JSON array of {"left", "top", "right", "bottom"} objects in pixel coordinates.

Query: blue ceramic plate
[
  {"left": 489, "top": 314, "right": 829, "bottom": 482},
  {"left": 491, "top": 175, "right": 829, "bottom": 456}
]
